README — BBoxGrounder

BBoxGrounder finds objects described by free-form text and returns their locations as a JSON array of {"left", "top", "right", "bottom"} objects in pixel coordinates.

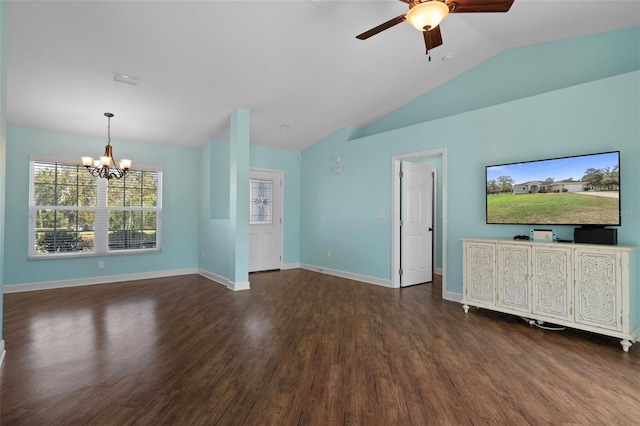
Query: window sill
[{"left": 28, "top": 248, "right": 161, "bottom": 260}]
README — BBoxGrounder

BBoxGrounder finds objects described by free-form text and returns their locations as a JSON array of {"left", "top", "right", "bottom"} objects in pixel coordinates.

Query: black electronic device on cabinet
[{"left": 574, "top": 227, "right": 618, "bottom": 245}]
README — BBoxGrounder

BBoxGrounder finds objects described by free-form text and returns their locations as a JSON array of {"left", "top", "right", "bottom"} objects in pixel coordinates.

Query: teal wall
[
  {"left": 197, "top": 108, "right": 253, "bottom": 288},
  {"left": 228, "top": 108, "right": 250, "bottom": 285},
  {"left": 300, "top": 70, "right": 640, "bottom": 297},
  {"left": 210, "top": 138, "right": 230, "bottom": 220},
  {"left": 357, "top": 27, "right": 640, "bottom": 139},
  {"left": 199, "top": 139, "right": 232, "bottom": 280},
  {"left": 300, "top": 126, "right": 394, "bottom": 279},
  {"left": 4, "top": 126, "right": 200, "bottom": 284},
  {"left": 198, "top": 138, "right": 301, "bottom": 281}
]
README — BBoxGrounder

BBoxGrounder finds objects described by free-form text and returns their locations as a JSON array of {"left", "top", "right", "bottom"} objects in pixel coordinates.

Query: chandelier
[{"left": 81, "top": 112, "right": 132, "bottom": 180}]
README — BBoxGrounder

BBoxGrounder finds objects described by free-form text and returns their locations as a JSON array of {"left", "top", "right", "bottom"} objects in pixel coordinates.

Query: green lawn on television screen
[{"left": 487, "top": 193, "right": 619, "bottom": 224}]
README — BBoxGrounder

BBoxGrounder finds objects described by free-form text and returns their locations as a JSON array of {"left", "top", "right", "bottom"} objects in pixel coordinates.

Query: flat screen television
[{"left": 486, "top": 151, "right": 620, "bottom": 226}]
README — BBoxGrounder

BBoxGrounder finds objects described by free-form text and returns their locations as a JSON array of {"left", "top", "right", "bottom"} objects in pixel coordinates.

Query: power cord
[{"left": 519, "top": 316, "right": 566, "bottom": 331}]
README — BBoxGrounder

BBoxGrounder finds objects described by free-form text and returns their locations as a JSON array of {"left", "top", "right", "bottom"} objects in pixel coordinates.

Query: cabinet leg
[
  {"left": 462, "top": 304, "right": 469, "bottom": 314},
  {"left": 620, "top": 340, "right": 632, "bottom": 352}
]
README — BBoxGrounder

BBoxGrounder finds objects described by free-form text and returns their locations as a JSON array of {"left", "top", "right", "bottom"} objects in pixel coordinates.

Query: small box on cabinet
[{"left": 530, "top": 229, "right": 556, "bottom": 242}]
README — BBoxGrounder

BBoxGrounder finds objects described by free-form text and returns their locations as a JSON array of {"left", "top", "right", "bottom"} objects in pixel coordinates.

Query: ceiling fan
[{"left": 356, "top": 0, "right": 515, "bottom": 59}]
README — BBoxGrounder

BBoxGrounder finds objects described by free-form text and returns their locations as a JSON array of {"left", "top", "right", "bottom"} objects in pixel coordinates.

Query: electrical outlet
[
  {"left": 327, "top": 250, "right": 332, "bottom": 257},
  {"left": 98, "top": 261, "right": 104, "bottom": 269}
]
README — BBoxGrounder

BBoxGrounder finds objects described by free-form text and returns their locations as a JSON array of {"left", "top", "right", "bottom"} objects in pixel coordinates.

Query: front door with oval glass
[{"left": 249, "top": 169, "right": 283, "bottom": 272}]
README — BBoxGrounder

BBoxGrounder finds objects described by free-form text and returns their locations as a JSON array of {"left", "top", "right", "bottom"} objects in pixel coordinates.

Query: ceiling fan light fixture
[{"left": 406, "top": 1, "right": 450, "bottom": 32}]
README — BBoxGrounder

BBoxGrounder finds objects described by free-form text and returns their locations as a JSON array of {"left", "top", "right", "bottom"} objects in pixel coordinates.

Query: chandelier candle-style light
[{"left": 81, "top": 112, "right": 132, "bottom": 180}]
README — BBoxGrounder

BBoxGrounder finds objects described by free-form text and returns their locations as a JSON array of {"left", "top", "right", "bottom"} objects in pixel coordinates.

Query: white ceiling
[{"left": 6, "top": 0, "right": 640, "bottom": 152}]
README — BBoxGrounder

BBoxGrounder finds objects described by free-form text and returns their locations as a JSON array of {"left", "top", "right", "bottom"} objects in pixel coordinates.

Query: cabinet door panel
[
  {"left": 532, "top": 246, "right": 572, "bottom": 321},
  {"left": 497, "top": 244, "right": 530, "bottom": 312},
  {"left": 574, "top": 249, "right": 621, "bottom": 331},
  {"left": 464, "top": 242, "right": 495, "bottom": 305}
]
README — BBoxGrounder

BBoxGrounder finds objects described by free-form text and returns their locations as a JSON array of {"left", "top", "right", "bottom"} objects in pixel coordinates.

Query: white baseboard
[
  {"left": 281, "top": 262, "right": 300, "bottom": 270},
  {"left": 297, "top": 265, "right": 459, "bottom": 296},
  {"left": 3, "top": 263, "right": 457, "bottom": 299},
  {"left": 0, "top": 340, "right": 5, "bottom": 366},
  {"left": 435, "top": 267, "right": 443, "bottom": 275},
  {"left": 198, "top": 268, "right": 251, "bottom": 291},
  {"left": 229, "top": 281, "right": 251, "bottom": 291},
  {"left": 3, "top": 268, "right": 199, "bottom": 294},
  {"left": 299, "top": 263, "right": 393, "bottom": 288},
  {"left": 198, "top": 268, "right": 229, "bottom": 288}
]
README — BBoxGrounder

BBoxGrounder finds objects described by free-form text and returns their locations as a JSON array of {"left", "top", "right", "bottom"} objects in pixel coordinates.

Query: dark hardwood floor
[{"left": 1, "top": 269, "right": 639, "bottom": 425}]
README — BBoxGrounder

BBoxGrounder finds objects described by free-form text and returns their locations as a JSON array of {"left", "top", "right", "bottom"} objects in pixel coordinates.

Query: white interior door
[
  {"left": 400, "top": 161, "right": 434, "bottom": 287},
  {"left": 249, "top": 169, "right": 283, "bottom": 272}
]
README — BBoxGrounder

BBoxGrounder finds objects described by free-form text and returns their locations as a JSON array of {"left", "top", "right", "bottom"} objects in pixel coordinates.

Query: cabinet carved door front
[
  {"left": 532, "top": 246, "right": 572, "bottom": 321},
  {"left": 464, "top": 242, "right": 496, "bottom": 305},
  {"left": 497, "top": 244, "right": 531, "bottom": 312},
  {"left": 574, "top": 249, "right": 621, "bottom": 331}
]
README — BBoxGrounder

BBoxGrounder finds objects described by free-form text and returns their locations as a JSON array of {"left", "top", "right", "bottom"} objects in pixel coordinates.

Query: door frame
[
  {"left": 249, "top": 167, "right": 284, "bottom": 271},
  {"left": 391, "top": 148, "right": 447, "bottom": 296}
]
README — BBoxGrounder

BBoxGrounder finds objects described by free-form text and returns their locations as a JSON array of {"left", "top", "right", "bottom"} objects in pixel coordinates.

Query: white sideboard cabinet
[{"left": 462, "top": 238, "right": 637, "bottom": 351}]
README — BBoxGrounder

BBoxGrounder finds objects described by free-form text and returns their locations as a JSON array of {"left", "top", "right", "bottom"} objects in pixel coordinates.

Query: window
[{"left": 29, "top": 158, "right": 162, "bottom": 258}]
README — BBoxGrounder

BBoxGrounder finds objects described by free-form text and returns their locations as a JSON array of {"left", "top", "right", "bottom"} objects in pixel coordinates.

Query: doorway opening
[{"left": 391, "top": 148, "right": 447, "bottom": 297}]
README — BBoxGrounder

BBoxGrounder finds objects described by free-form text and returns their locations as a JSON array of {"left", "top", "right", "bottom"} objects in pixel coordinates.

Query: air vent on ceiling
[{"left": 113, "top": 73, "right": 141, "bottom": 86}]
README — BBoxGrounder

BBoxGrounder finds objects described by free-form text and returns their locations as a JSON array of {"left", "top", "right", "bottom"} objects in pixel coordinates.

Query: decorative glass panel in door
[{"left": 250, "top": 179, "right": 273, "bottom": 225}]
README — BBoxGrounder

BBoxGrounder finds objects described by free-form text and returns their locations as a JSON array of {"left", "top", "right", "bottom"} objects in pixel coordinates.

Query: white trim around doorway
[
  {"left": 249, "top": 167, "right": 285, "bottom": 272},
  {"left": 391, "top": 148, "right": 450, "bottom": 300}
]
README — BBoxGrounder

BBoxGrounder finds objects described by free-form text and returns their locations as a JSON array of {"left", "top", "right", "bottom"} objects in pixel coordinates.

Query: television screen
[{"left": 486, "top": 151, "right": 620, "bottom": 226}]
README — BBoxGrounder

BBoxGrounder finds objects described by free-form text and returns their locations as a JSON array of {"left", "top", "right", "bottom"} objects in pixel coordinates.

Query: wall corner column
[{"left": 228, "top": 108, "right": 250, "bottom": 290}]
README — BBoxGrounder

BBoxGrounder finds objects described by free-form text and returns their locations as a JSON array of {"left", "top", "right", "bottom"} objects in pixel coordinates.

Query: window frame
[{"left": 28, "top": 156, "right": 163, "bottom": 260}]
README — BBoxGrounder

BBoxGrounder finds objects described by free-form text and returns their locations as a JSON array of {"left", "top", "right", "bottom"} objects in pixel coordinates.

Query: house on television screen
[{"left": 513, "top": 180, "right": 587, "bottom": 194}]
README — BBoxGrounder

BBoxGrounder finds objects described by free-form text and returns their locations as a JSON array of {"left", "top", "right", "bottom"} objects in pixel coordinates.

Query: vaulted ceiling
[{"left": 6, "top": 1, "right": 640, "bottom": 151}]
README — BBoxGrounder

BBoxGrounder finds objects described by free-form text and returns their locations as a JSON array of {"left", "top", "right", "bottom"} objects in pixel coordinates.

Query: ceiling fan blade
[
  {"left": 448, "top": 0, "right": 514, "bottom": 13},
  {"left": 356, "top": 14, "right": 406, "bottom": 40},
  {"left": 423, "top": 26, "right": 443, "bottom": 54}
]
